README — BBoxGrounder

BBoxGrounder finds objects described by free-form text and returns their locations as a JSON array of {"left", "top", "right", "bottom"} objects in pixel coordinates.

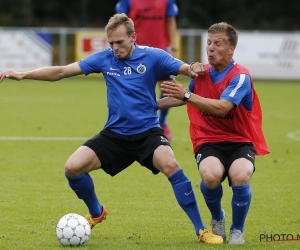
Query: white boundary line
[
  {"left": 0, "top": 136, "right": 88, "bottom": 141},
  {"left": 0, "top": 136, "right": 189, "bottom": 142},
  {"left": 286, "top": 130, "right": 300, "bottom": 141}
]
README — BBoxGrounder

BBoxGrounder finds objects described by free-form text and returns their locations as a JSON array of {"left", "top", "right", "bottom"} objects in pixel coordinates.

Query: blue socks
[
  {"left": 168, "top": 169, "right": 205, "bottom": 235},
  {"left": 200, "top": 181, "right": 224, "bottom": 221},
  {"left": 200, "top": 181, "right": 252, "bottom": 232},
  {"left": 231, "top": 184, "right": 252, "bottom": 232},
  {"left": 65, "top": 173, "right": 102, "bottom": 218}
]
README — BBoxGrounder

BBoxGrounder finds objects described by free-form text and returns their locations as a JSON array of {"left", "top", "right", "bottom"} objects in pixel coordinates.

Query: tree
[{"left": 0, "top": 0, "right": 298, "bottom": 30}]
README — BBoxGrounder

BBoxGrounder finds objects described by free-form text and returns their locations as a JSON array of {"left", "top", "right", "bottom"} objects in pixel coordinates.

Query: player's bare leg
[{"left": 64, "top": 146, "right": 107, "bottom": 229}]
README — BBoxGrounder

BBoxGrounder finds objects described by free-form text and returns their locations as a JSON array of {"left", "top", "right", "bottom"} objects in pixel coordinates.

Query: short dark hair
[{"left": 208, "top": 22, "right": 239, "bottom": 47}]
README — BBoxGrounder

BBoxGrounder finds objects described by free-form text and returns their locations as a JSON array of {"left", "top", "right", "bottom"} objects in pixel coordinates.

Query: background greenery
[
  {"left": 0, "top": 0, "right": 299, "bottom": 30},
  {"left": 0, "top": 77, "right": 299, "bottom": 249}
]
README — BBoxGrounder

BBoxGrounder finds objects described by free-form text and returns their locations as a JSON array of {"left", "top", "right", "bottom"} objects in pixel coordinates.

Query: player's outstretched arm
[
  {"left": 157, "top": 78, "right": 186, "bottom": 109},
  {"left": 156, "top": 96, "right": 184, "bottom": 110},
  {"left": 0, "top": 62, "right": 83, "bottom": 83},
  {"left": 162, "top": 78, "right": 235, "bottom": 117}
]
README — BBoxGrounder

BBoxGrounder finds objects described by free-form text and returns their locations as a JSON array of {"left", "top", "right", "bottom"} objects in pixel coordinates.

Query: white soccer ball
[{"left": 55, "top": 213, "right": 91, "bottom": 246}]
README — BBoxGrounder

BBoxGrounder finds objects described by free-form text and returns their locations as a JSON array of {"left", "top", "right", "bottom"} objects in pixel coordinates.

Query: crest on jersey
[{"left": 137, "top": 63, "right": 147, "bottom": 74}]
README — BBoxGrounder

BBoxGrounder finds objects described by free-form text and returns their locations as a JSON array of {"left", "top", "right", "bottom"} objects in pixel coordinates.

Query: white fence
[
  {"left": 201, "top": 31, "right": 300, "bottom": 80},
  {"left": 1, "top": 27, "right": 300, "bottom": 80}
]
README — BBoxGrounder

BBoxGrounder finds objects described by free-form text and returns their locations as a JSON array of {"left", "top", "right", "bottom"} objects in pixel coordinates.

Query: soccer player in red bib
[{"left": 158, "top": 22, "right": 270, "bottom": 244}]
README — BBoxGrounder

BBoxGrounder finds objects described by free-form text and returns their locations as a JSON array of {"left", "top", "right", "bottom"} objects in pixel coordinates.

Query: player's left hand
[{"left": 160, "top": 78, "right": 186, "bottom": 100}]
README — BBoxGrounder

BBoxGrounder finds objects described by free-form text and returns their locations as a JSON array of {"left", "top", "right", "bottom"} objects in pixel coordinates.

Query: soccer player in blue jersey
[{"left": 0, "top": 14, "right": 223, "bottom": 244}]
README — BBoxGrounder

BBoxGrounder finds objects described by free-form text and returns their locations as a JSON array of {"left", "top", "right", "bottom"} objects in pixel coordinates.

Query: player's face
[
  {"left": 206, "top": 32, "right": 235, "bottom": 72},
  {"left": 107, "top": 25, "right": 136, "bottom": 59}
]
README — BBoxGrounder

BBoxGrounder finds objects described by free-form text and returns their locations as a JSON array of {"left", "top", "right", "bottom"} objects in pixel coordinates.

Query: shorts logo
[
  {"left": 247, "top": 154, "right": 254, "bottom": 159},
  {"left": 137, "top": 63, "right": 147, "bottom": 74},
  {"left": 160, "top": 136, "right": 168, "bottom": 143},
  {"left": 196, "top": 153, "right": 202, "bottom": 164}
]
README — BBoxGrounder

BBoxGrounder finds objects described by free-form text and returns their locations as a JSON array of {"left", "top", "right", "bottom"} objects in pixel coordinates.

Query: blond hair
[{"left": 105, "top": 13, "right": 135, "bottom": 36}]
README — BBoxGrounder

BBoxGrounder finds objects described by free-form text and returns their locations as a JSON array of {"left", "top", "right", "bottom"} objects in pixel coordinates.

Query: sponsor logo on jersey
[
  {"left": 203, "top": 112, "right": 234, "bottom": 120},
  {"left": 107, "top": 72, "right": 120, "bottom": 76}
]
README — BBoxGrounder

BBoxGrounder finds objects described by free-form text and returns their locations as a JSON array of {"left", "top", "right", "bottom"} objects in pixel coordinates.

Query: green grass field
[{"left": 0, "top": 76, "right": 300, "bottom": 250}]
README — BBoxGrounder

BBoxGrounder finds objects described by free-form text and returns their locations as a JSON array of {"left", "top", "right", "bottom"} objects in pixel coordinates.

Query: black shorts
[
  {"left": 83, "top": 127, "right": 170, "bottom": 176},
  {"left": 159, "top": 74, "right": 174, "bottom": 81},
  {"left": 195, "top": 142, "right": 256, "bottom": 185}
]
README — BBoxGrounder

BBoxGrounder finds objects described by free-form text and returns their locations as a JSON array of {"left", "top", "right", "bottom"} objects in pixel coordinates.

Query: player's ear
[
  {"left": 229, "top": 45, "right": 235, "bottom": 55},
  {"left": 131, "top": 32, "right": 137, "bottom": 42}
]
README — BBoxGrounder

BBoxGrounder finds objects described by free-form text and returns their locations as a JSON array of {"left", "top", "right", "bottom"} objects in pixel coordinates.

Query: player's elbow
[
  {"left": 214, "top": 101, "right": 234, "bottom": 117},
  {"left": 210, "top": 106, "right": 231, "bottom": 117},
  {"left": 45, "top": 66, "right": 65, "bottom": 81},
  {"left": 217, "top": 111, "right": 228, "bottom": 117},
  {"left": 56, "top": 67, "right": 67, "bottom": 80},
  {"left": 52, "top": 65, "right": 75, "bottom": 81},
  {"left": 212, "top": 110, "right": 227, "bottom": 117}
]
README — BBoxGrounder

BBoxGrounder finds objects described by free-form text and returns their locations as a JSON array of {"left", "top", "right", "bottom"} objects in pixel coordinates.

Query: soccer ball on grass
[{"left": 56, "top": 213, "right": 91, "bottom": 246}]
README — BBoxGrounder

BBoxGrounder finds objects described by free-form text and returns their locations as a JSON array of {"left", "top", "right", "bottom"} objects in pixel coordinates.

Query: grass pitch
[{"left": 0, "top": 76, "right": 300, "bottom": 250}]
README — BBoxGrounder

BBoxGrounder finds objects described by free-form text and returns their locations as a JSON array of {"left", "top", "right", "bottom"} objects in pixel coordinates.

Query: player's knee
[
  {"left": 201, "top": 171, "right": 222, "bottom": 188},
  {"left": 64, "top": 161, "right": 74, "bottom": 176},
  {"left": 202, "top": 177, "right": 220, "bottom": 188},
  {"left": 230, "top": 173, "right": 251, "bottom": 186},
  {"left": 64, "top": 159, "right": 81, "bottom": 177},
  {"left": 160, "top": 160, "right": 180, "bottom": 176}
]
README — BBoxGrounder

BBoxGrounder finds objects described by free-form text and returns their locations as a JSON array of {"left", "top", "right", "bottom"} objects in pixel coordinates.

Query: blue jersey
[
  {"left": 188, "top": 60, "right": 252, "bottom": 111},
  {"left": 78, "top": 44, "right": 184, "bottom": 135}
]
